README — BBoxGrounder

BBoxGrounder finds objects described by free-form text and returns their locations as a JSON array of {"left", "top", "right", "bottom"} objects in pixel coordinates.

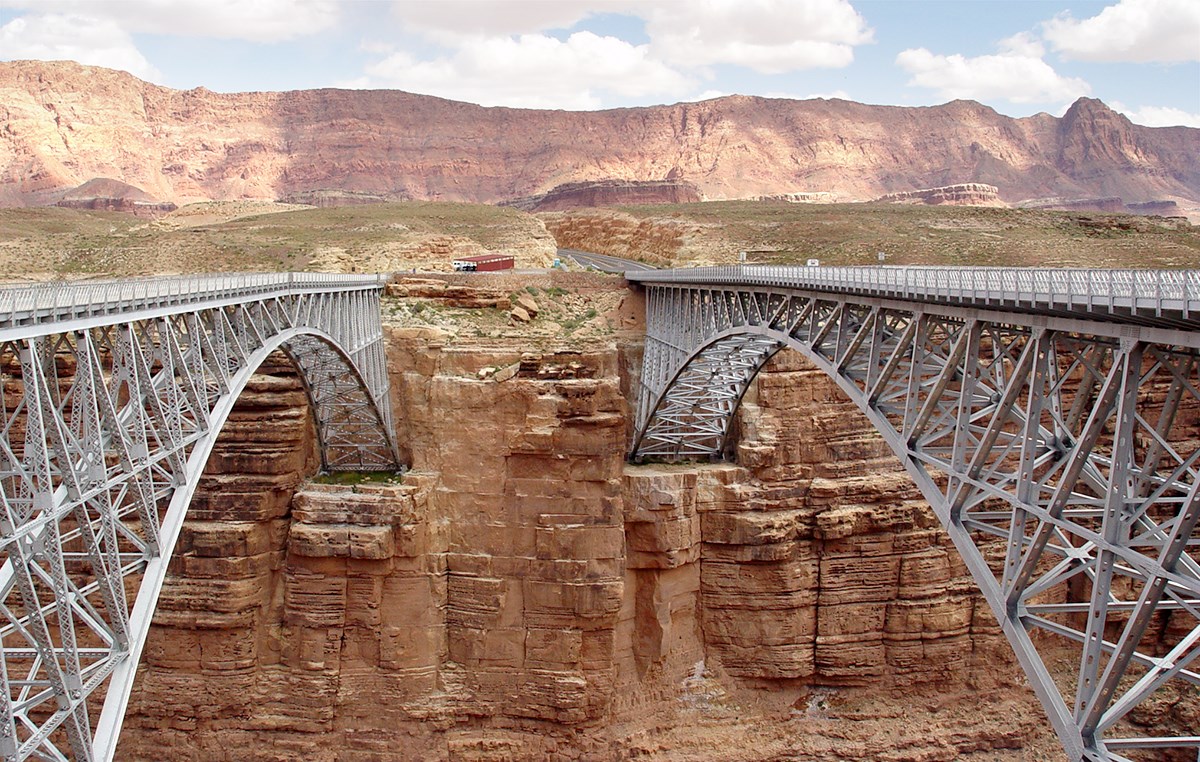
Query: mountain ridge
[{"left": 1, "top": 60, "right": 1197, "bottom": 209}]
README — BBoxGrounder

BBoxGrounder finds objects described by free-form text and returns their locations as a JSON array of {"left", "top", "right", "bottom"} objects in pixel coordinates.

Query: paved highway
[{"left": 559, "top": 248, "right": 657, "bottom": 273}]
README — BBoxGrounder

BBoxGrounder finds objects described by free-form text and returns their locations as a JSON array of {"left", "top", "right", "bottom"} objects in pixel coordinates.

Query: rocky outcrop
[
  {"left": 1020, "top": 195, "right": 1185, "bottom": 216},
  {"left": 541, "top": 211, "right": 691, "bottom": 266},
  {"left": 1127, "top": 199, "right": 1180, "bottom": 215},
  {"left": 384, "top": 278, "right": 511, "bottom": 309},
  {"left": 506, "top": 179, "right": 703, "bottom": 212},
  {"left": 755, "top": 191, "right": 836, "bottom": 203},
  {"left": 55, "top": 177, "right": 177, "bottom": 215},
  {"left": 711, "top": 350, "right": 1009, "bottom": 688},
  {"left": 2, "top": 61, "right": 1198, "bottom": 207},
  {"left": 120, "top": 356, "right": 326, "bottom": 755},
  {"left": 277, "top": 189, "right": 403, "bottom": 207},
  {"left": 875, "top": 183, "right": 1003, "bottom": 206},
  {"left": 1020, "top": 196, "right": 1128, "bottom": 213},
  {"left": 114, "top": 326, "right": 1069, "bottom": 760}
]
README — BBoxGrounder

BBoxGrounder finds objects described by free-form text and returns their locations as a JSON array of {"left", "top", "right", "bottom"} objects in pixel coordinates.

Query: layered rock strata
[
  {"left": 875, "top": 182, "right": 1003, "bottom": 206},
  {"left": 4, "top": 61, "right": 1198, "bottom": 207},
  {"left": 715, "top": 350, "right": 1010, "bottom": 687},
  {"left": 54, "top": 177, "right": 177, "bottom": 216},
  {"left": 117, "top": 330, "right": 1073, "bottom": 760},
  {"left": 755, "top": 192, "right": 836, "bottom": 203},
  {"left": 540, "top": 211, "right": 691, "bottom": 266},
  {"left": 506, "top": 179, "right": 703, "bottom": 212}
]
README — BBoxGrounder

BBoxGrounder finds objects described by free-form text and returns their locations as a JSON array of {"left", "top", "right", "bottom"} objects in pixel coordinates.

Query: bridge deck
[
  {"left": 627, "top": 265, "right": 1200, "bottom": 327},
  {"left": 0, "top": 272, "right": 387, "bottom": 339}
]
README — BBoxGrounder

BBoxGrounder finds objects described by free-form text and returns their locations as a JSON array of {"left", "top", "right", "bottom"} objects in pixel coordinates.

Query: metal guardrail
[
  {"left": 0, "top": 272, "right": 387, "bottom": 330},
  {"left": 627, "top": 266, "right": 1200, "bottom": 321}
]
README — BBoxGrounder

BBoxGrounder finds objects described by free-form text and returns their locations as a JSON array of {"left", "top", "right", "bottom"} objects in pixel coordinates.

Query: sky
[{"left": 0, "top": 0, "right": 1197, "bottom": 127}]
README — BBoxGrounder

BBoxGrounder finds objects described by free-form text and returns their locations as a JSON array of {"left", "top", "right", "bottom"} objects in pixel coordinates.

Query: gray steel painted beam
[
  {"left": 633, "top": 275, "right": 1200, "bottom": 761},
  {"left": 0, "top": 274, "right": 401, "bottom": 761}
]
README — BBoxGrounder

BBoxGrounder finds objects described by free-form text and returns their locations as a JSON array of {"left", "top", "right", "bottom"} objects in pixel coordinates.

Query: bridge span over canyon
[
  {"left": 629, "top": 265, "right": 1200, "bottom": 762},
  {"left": 0, "top": 274, "right": 399, "bottom": 761},
  {"left": 0, "top": 266, "right": 1196, "bottom": 761}
]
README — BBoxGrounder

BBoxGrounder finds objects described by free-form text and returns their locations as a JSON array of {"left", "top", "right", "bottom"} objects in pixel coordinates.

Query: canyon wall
[
  {"left": 2, "top": 60, "right": 1198, "bottom": 208},
  {"left": 541, "top": 212, "right": 693, "bottom": 266},
  {"left": 874, "top": 182, "right": 1003, "bottom": 206},
  {"left": 505, "top": 179, "right": 703, "bottom": 212},
  {"left": 113, "top": 324, "right": 1074, "bottom": 760}
]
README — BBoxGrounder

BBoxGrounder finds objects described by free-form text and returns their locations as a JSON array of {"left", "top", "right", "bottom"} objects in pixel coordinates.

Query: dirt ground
[{"left": 1, "top": 200, "right": 1195, "bottom": 281}]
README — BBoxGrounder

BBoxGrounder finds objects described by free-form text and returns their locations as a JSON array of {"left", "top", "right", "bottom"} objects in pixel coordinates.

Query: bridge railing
[
  {"left": 627, "top": 266, "right": 1200, "bottom": 320},
  {"left": 0, "top": 272, "right": 388, "bottom": 330}
]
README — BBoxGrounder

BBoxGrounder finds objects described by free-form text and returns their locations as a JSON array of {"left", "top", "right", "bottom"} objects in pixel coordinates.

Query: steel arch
[
  {"left": 631, "top": 275, "right": 1200, "bottom": 762},
  {"left": 0, "top": 275, "right": 401, "bottom": 761}
]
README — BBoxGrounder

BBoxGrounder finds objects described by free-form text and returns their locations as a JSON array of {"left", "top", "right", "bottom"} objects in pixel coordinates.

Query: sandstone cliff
[
  {"left": 2, "top": 61, "right": 1197, "bottom": 208},
  {"left": 875, "top": 182, "right": 1003, "bottom": 206},
  {"left": 114, "top": 308, "right": 1076, "bottom": 760},
  {"left": 505, "top": 179, "right": 703, "bottom": 212}
]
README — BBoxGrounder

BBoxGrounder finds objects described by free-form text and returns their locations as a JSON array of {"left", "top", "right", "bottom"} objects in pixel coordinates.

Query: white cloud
[
  {"left": 684, "top": 89, "right": 730, "bottom": 102},
  {"left": 896, "top": 43, "right": 1091, "bottom": 105},
  {"left": 390, "top": 0, "right": 641, "bottom": 41},
  {"left": 0, "top": 0, "right": 340, "bottom": 42},
  {"left": 1042, "top": 0, "right": 1200, "bottom": 63},
  {"left": 354, "top": 31, "right": 693, "bottom": 110},
  {"left": 1111, "top": 101, "right": 1200, "bottom": 127},
  {"left": 387, "top": 0, "right": 873, "bottom": 74},
  {"left": 355, "top": 0, "right": 874, "bottom": 110},
  {"left": 645, "top": 0, "right": 873, "bottom": 73},
  {"left": 998, "top": 31, "right": 1044, "bottom": 59},
  {"left": 0, "top": 13, "right": 160, "bottom": 80}
]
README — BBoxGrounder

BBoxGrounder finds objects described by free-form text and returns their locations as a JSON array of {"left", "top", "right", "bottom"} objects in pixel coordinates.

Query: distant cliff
[
  {"left": 875, "top": 183, "right": 1003, "bottom": 206},
  {"left": 505, "top": 179, "right": 702, "bottom": 212},
  {"left": 1, "top": 60, "right": 1197, "bottom": 208}
]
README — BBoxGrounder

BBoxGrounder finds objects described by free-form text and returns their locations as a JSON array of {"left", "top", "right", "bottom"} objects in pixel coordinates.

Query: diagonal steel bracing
[
  {"left": 0, "top": 273, "right": 401, "bottom": 761},
  {"left": 630, "top": 267, "right": 1200, "bottom": 762}
]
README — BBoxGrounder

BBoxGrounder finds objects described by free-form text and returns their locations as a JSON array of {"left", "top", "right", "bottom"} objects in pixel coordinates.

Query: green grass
[{"left": 311, "top": 470, "right": 406, "bottom": 487}]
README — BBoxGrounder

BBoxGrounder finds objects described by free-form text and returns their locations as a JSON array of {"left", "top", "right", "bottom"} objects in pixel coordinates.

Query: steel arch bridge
[
  {"left": 0, "top": 273, "right": 400, "bottom": 762},
  {"left": 629, "top": 266, "right": 1200, "bottom": 762}
]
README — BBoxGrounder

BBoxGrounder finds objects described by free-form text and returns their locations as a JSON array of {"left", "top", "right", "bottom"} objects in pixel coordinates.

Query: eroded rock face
[
  {"left": 541, "top": 211, "right": 690, "bottom": 266},
  {"left": 390, "top": 332, "right": 629, "bottom": 727},
  {"left": 54, "top": 177, "right": 177, "bottom": 216},
  {"left": 506, "top": 179, "right": 703, "bottom": 212},
  {"left": 712, "top": 350, "right": 1010, "bottom": 688},
  {"left": 116, "top": 338, "right": 1083, "bottom": 759},
  {"left": 875, "top": 183, "right": 1003, "bottom": 206},
  {"left": 3, "top": 61, "right": 1198, "bottom": 207}
]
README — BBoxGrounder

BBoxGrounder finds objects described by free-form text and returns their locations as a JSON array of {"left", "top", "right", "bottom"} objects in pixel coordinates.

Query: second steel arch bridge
[{"left": 629, "top": 265, "right": 1200, "bottom": 762}]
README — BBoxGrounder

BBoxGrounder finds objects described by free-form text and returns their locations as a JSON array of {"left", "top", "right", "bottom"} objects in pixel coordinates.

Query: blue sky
[{"left": 0, "top": 0, "right": 1197, "bottom": 126}]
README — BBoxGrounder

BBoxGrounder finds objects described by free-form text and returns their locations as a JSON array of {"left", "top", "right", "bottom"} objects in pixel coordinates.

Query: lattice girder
[
  {"left": 633, "top": 280, "right": 1200, "bottom": 761},
  {"left": 0, "top": 274, "right": 400, "bottom": 761}
]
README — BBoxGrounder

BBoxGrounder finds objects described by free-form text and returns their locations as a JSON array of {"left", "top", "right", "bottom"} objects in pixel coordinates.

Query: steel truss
[
  {"left": 632, "top": 275, "right": 1200, "bottom": 762},
  {"left": 0, "top": 274, "right": 400, "bottom": 761}
]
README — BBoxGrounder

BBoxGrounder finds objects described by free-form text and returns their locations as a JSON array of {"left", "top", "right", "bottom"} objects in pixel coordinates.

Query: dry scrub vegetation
[
  {"left": 0, "top": 199, "right": 1196, "bottom": 283},
  {"left": 543, "top": 201, "right": 1200, "bottom": 270},
  {"left": 0, "top": 200, "right": 555, "bottom": 280}
]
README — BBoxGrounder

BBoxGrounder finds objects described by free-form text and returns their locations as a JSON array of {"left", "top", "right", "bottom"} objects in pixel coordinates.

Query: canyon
[
  {"left": 108, "top": 274, "right": 1197, "bottom": 761},
  {"left": 2, "top": 61, "right": 1198, "bottom": 213},
  {"left": 0, "top": 55, "right": 1196, "bottom": 756}
]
